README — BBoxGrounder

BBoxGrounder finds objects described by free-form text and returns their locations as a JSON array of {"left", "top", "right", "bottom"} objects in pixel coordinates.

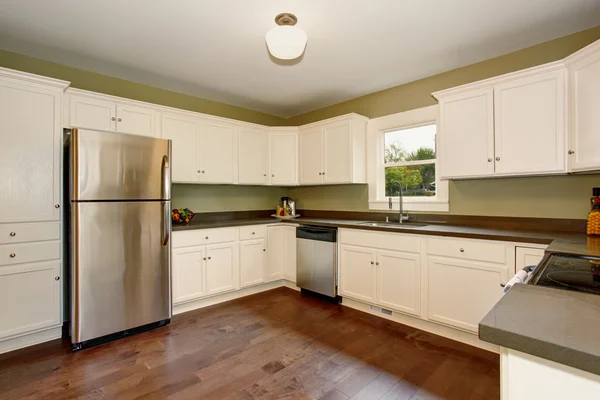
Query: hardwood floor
[{"left": 0, "top": 288, "right": 499, "bottom": 400}]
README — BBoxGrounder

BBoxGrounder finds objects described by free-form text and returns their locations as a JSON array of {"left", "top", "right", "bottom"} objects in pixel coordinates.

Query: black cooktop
[{"left": 530, "top": 254, "right": 600, "bottom": 295}]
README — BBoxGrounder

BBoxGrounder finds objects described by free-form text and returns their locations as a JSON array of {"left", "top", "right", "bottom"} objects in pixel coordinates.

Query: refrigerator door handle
[
  {"left": 162, "top": 201, "right": 170, "bottom": 246},
  {"left": 161, "top": 155, "right": 170, "bottom": 200}
]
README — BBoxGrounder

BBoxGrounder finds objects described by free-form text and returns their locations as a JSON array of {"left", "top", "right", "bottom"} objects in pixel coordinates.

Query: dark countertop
[
  {"left": 172, "top": 218, "right": 278, "bottom": 231},
  {"left": 479, "top": 284, "right": 600, "bottom": 375}
]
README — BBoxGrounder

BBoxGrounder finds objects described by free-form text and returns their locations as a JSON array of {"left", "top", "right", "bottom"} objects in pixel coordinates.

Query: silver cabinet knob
[
  {"left": 322, "top": 172, "right": 325, "bottom": 175},
  {"left": 495, "top": 157, "right": 500, "bottom": 161},
  {"left": 460, "top": 248, "right": 465, "bottom": 253},
  {"left": 208, "top": 256, "right": 212, "bottom": 260},
  {"left": 252, "top": 232, "right": 255, "bottom": 235},
  {"left": 205, "top": 236, "right": 209, "bottom": 239},
  {"left": 376, "top": 262, "right": 379, "bottom": 265},
  {"left": 197, "top": 170, "right": 201, "bottom": 173},
  {"left": 264, "top": 174, "right": 267, "bottom": 177},
  {"left": 55, "top": 204, "right": 60, "bottom": 209},
  {"left": 203, "top": 257, "right": 207, "bottom": 260},
  {"left": 568, "top": 150, "right": 575, "bottom": 155},
  {"left": 55, "top": 276, "right": 60, "bottom": 281},
  {"left": 202, "top": 170, "right": 205, "bottom": 173},
  {"left": 118, "top": 118, "right": 122, "bottom": 122},
  {"left": 10, "top": 253, "right": 16, "bottom": 258},
  {"left": 111, "top": 117, "right": 116, "bottom": 121},
  {"left": 272, "top": 174, "right": 275, "bottom": 177},
  {"left": 318, "top": 172, "right": 322, "bottom": 175},
  {"left": 370, "top": 261, "right": 374, "bottom": 265},
  {"left": 500, "top": 283, "right": 506, "bottom": 288},
  {"left": 9, "top": 232, "right": 16, "bottom": 237},
  {"left": 263, "top": 249, "right": 266, "bottom": 252},
  {"left": 487, "top": 158, "right": 492, "bottom": 162}
]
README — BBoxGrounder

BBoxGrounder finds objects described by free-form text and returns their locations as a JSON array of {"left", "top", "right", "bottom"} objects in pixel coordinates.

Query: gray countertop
[
  {"left": 172, "top": 218, "right": 277, "bottom": 231},
  {"left": 479, "top": 284, "right": 600, "bottom": 375}
]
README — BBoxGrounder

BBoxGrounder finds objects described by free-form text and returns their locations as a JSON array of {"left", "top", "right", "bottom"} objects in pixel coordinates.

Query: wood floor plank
[{"left": 0, "top": 287, "right": 499, "bottom": 400}]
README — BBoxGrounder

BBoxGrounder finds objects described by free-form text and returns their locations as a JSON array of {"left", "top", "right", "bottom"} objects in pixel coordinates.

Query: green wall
[
  {"left": 172, "top": 184, "right": 286, "bottom": 213},
  {"left": 0, "top": 50, "right": 286, "bottom": 126},
  {"left": 287, "top": 26, "right": 600, "bottom": 220}
]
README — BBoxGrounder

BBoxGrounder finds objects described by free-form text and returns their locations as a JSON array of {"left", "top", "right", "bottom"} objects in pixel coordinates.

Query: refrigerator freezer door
[
  {"left": 71, "top": 129, "right": 171, "bottom": 201},
  {"left": 71, "top": 201, "right": 171, "bottom": 343}
]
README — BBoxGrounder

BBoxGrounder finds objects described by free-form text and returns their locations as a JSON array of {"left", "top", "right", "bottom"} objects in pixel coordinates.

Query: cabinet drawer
[
  {"left": 172, "top": 228, "right": 236, "bottom": 248},
  {"left": 427, "top": 237, "right": 506, "bottom": 264},
  {"left": 0, "top": 241, "right": 60, "bottom": 266},
  {"left": 339, "top": 228, "right": 420, "bottom": 253},
  {"left": 239, "top": 225, "right": 266, "bottom": 241},
  {"left": 0, "top": 222, "right": 60, "bottom": 245}
]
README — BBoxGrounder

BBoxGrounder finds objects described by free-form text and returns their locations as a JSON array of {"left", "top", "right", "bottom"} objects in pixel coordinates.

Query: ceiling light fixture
[{"left": 265, "top": 13, "right": 307, "bottom": 60}]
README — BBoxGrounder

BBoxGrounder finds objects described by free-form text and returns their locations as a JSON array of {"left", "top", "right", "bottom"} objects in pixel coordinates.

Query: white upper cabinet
[
  {"left": 67, "top": 89, "right": 158, "bottom": 137},
  {"left": 238, "top": 126, "right": 268, "bottom": 185},
  {"left": 161, "top": 113, "right": 201, "bottom": 183},
  {"left": 69, "top": 94, "right": 116, "bottom": 132},
  {"left": 199, "top": 119, "right": 237, "bottom": 184},
  {"left": 438, "top": 88, "right": 495, "bottom": 179},
  {"left": 566, "top": 39, "right": 600, "bottom": 172},
  {"left": 493, "top": 70, "right": 566, "bottom": 175},
  {"left": 269, "top": 128, "right": 298, "bottom": 185},
  {"left": 298, "top": 114, "right": 368, "bottom": 185},
  {"left": 299, "top": 126, "right": 323, "bottom": 184},
  {"left": 115, "top": 103, "right": 156, "bottom": 137},
  {"left": 434, "top": 63, "right": 567, "bottom": 179},
  {"left": 0, "top": 69, "right": 67, "bottom": 223}
]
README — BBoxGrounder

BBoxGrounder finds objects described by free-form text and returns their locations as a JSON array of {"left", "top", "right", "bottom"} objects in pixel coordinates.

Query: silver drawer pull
[
  {"left": 9, "top": 232, "right": 16, "bottom": 237},
  {"left": 10, "top": 253, "right": 16, "bottom": 258}
]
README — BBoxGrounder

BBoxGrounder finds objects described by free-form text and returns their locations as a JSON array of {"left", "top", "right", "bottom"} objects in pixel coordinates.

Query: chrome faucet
[{"left": 389, "top": 181, "right": 409, "bottom": 223}]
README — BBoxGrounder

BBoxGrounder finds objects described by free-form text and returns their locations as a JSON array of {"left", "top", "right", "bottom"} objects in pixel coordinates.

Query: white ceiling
[{"left": 1, "top": 1, "right": 599, "bottom": 118}]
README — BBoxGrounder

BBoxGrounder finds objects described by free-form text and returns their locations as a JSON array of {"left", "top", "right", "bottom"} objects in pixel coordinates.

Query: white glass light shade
[{"left": 265, "top": 25, "right": 307, "bottom": 60}]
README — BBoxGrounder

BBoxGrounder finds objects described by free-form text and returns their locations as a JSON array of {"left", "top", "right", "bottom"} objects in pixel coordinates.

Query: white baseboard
[
  {"left": 0, "top": 326, "right": 62, "bottom": 355},
  {"left": 282, "top": 280, "right": 300, "bottom": 291},
  {"left": 173, "top": 280, "right": 289, "bottom": 315},
  {"left": 341, "top": 297, "right": 499, "bottom": 353}
]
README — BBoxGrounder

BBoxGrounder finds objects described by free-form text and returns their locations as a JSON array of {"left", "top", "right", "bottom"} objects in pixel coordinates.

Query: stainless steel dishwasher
[{"left": 296, "top": 225, "right": 338, "bottom": 299}]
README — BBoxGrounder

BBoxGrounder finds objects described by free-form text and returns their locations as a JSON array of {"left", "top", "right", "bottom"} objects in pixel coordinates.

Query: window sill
[{"left": 369, "top": 200, "right": 449, "bottom": 212}]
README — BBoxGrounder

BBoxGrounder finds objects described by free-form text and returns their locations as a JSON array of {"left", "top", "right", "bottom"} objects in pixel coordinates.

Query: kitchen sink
[{"left": 356, "top": 221, "right": 429, "bottom": 229}]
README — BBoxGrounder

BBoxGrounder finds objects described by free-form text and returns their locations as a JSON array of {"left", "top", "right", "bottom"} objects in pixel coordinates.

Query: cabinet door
[
  {"left": 439, "top": 88, "right": 495, "bottom": 178},
  {"left": 0, "top": 80, "right": 62, "bottom": 223},
  {"left": 428, "top": 256, "right": 508, "bottom": 333},
  {"left": 0, "top": 260, "right": 61, "bottom": 338},
  {"left": 172, "top": 246, "right": 205, "bottom": 304},
  {"left": 200, "top": 121, "right": 236, "bottom": 184},
  {"left": 284, "top": 226, "right": 297, "bottom": 282},
  {"left": 239, "top": 239, "right": 266, "bottom": 288},
  {"left": 69, "top": 95, "right": 116, "bottom": 131},
  {"left": 161, "top": 113, "right": 201, "bottom": 183},
  {"left": 494, "top": 71, "right": 566, "bottom": 175},
  {"left": 116, "top": 103, "right": 156, "bottom": 137},
  {"left": 339, "top": 245, "right": 377, "bottom": 303},
  {"left": 323, "top": 121, "right": 353, "bottom": 183},
  {"left": 376, "top": 250, "right": 421, "bottom": 317},
  {"left": 515, "top": 247, "right": 545, "bottom": 272},
  {"left": 299, "top": 127, "right": 323, "bottom": 185},
  {"left": 568, "top": 46, "right": 600, "bottom": 172},
  {"left": 239, "top": 126, "right": 268, "bottom": 185},
  {"left": 267, "top": 226, "right": 285, "bottom": 281},
  {"left": 270, "top": 131, "right": 298, "bottom": 185},
  {"left": 205, "top": 243, "right": 236, "bottom": 295}
]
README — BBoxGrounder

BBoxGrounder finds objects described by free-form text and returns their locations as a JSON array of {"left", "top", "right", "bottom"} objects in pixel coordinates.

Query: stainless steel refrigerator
[{"left": 67, "top": 128, "right": 172, "bottom": 350}]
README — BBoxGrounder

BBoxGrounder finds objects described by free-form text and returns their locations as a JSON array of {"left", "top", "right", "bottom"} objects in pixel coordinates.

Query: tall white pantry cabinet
[{"left": 0, "top": 67, "right": 69, "bottom": 354}]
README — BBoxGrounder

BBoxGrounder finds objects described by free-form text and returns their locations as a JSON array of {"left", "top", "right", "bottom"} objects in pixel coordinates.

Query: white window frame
[{"left": 367, "top": 105, "right": 449, "bottom": 212}]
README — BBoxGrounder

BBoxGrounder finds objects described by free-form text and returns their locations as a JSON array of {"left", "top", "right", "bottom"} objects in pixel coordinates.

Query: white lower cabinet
[
  {"left": 283, "top": 226, "right": 297, "bottom": 282},
  {"left": 239, "top": 239, "right": 267, "bottom": 288},
  {"left": 172, "top": 246, "right": 206, "bottom": 304},
  {"left": 339, "top": 245, "right": 377, "bottom": 303},
  {"left": 515, "top": 246, "right": 545, "bottom": 271},
  {"left": 267, "top": 226, "right": 285, "bottom": 281},
  {"left": 0, "top": 260, "right": 61, "bottom": 339},
  {"left": 205, "top": 243, "right": 236, "bottom": 295},
  {"left": 427, "top": 256, "right": 508, "bottom": 333},
  {"left": 376, "top": 250, "right": 421, "bottom": 316}
]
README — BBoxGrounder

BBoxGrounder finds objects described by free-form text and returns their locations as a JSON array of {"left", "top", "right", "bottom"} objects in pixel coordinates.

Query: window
[
  {"left": 367, "top": 105, "right": 449, "bottom": 212},
  {"left": 384, "top": 124, "right": 436, "bottom": 197}
]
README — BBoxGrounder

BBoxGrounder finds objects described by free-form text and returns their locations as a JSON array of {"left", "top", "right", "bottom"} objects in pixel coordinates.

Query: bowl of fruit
[{"left": 172, "top": 208, "right": 195, "bottom": 224}]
